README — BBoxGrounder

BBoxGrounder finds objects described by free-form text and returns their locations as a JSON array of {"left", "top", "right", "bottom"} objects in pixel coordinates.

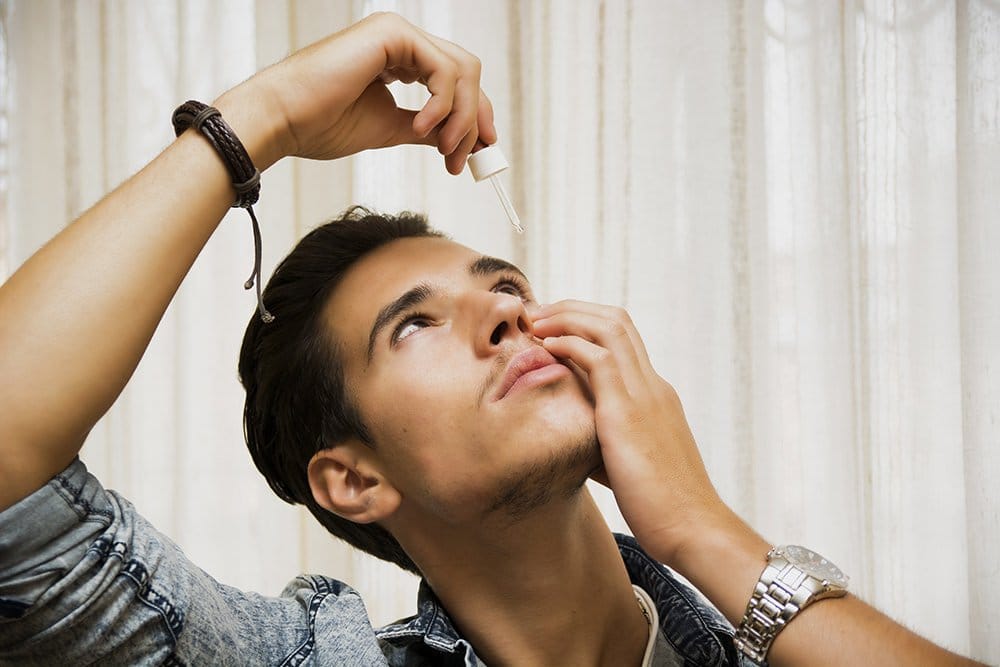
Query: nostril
[
  {"left": 516, "top": 314, "right": 530, "bottom": 335},
  {"left": 490, "top": 321, "right": 508, "bottom": 345}
]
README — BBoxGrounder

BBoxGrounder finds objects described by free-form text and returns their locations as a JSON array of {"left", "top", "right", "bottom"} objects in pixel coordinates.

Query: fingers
[
  {"left": 383, "top": 108, "right": 439, "bottom": 149},
  {"left": 412, "top": 57, "right": 459, "bottom": 140},
  {"left": 256, "top": 12, "right": 496, "bottom": 168},
  {"left": 383, "top": 17, "right": 494, "bottom": 173},
  {"left": 446, "top": 90, "right": 495, "bottom": 174},
  {"left": 419, "top": 34, "right": 482, "bottom": 141},
  {"left": 541, "top": 334, "right": 633, "bottom": 411},
  {"left": 533, "top": 309, "right": 649, "bottom": 395},
  {"left": 536, "top": 301, "right": 651, "bottom": 362},
  {"left": 349, "top": 81, "right": 436, "bottom": 150},
  {"left": 447, "top": 127, "right": 481, "bottom": 175},
  {"left": 534, "top": 299, "right": 654, "bottom": 373},
  {"left": 477, "top": 89, "right": 497, "bottom": 146}
]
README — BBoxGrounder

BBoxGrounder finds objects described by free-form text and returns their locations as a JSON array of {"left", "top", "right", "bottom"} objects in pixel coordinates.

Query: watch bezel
[{"left": 772, "top": 544, "right": 850, "bottom": 590}]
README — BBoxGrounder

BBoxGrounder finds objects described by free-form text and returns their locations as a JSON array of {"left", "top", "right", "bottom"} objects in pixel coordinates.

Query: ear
[{"left": 307, "top": 441, "right": 401, "bottom": 524}]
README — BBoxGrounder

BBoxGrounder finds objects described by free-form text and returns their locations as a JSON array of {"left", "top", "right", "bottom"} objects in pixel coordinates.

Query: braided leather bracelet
[{"left": 172, "top": 100, "right": 273, "bottom": 323}]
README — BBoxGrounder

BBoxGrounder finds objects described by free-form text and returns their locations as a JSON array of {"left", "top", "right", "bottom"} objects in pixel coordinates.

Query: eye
[
  {"left": 492, "top": 275, "right": 531, "bottom": 301},
  {"left": 392, "top": 314, "right": 433, "bottom": 344}
]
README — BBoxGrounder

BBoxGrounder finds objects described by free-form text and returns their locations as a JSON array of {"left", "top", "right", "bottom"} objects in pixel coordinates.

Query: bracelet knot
[{"left": 172, "top": 100, "right": 273, "bottom": 323}]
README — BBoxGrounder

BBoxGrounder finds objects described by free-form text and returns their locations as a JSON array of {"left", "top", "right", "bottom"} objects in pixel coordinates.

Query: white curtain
[{"left": 2, "top": 1, "right": 997, "bottom": 662}]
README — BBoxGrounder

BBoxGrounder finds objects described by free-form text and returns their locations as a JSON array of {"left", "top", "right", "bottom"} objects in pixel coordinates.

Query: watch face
[{"left": 782, "top": 545, "right": 849, "bottom": 588}]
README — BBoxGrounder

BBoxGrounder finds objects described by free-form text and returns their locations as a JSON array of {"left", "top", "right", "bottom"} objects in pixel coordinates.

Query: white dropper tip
[{"left": 467, "top": 145, "right": 524, "bottom": 234}]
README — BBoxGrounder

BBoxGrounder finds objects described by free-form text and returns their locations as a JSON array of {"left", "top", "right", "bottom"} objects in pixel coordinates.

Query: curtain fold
[{"left": 2, "top": 1, "right": 996, "bottom": 661}]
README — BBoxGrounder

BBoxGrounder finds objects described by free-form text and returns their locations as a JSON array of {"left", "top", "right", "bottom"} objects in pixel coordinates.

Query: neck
[{"left": 396, "top": 489, "right": 649, "bottom": 667}]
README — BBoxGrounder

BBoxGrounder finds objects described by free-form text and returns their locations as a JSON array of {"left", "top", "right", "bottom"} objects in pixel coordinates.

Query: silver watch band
[
  {"left": 733, "top": 554, "right": 819, "bottom": 663},
  {"left": 735, "top": 560, "right": 806, "bottom": 663}
]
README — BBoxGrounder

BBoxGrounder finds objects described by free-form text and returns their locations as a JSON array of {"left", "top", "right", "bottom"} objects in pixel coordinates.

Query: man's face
[{"left": 323, "top": 236, "right": 598, "bottom": 525}]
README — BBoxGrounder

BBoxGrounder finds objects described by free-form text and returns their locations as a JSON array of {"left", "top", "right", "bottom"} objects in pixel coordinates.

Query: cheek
[
  {"left": 364, "top": 356, "right": 469, "bottom": 434},
  {"left": 369, "top": 404, "right": 496, "bottom": 518},
  {"left": 359, "top": 361, "right": 484, "bottom": 474}
]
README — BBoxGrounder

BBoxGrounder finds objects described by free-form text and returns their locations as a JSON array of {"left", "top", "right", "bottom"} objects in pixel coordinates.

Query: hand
[
  {"left": 532, "top": 303, "right": 989, "bottom": 666},
  {"left": 531, "top": 300, "right": 730, "bottom": 564},
  {"left": 218, "top": 12, "right": 496, "bottom": 174}
]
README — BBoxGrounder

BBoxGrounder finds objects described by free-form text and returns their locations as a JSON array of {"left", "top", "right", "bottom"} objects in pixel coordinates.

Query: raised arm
[
  {"left": 532, "top": 300, "right": 984, "bottom": 667},
  {"left": 0, "top": 12, "right": 495, "bottom": 512}
]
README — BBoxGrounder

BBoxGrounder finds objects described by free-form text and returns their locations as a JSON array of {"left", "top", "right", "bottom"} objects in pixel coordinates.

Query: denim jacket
[{"left": 0, "top": 459, "right": 759, "bottom": 666}]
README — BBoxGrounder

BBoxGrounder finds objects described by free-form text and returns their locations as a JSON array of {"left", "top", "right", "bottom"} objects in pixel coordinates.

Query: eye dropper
[{"left": 468, "top": 144, "right": 524, "bottom": 233}]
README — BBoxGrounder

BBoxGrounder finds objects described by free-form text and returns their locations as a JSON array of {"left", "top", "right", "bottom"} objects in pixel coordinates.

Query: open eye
[
  {"left": 393, "top": 315, "right": 432, "bottom": 344},
  {"left": 492, "top": 275, "right": 531, "bottom": 301}
]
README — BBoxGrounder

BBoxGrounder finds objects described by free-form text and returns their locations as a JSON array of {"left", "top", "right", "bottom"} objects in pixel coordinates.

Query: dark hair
[{"left": 238, "top": 207, "right": 443, "bottom": 575}]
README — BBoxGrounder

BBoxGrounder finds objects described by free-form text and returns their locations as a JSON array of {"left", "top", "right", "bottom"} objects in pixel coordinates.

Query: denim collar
[
  {"left": 376, "top": 579, "right": 471, "bottom": 655},
  {"left": 375, "top": 533, "right": 738, "bottom": 666}
]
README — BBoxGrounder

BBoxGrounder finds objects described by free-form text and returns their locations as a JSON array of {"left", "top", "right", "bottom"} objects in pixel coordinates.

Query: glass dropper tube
[
  {"left": 468, "top": 145, "right": 524, "bottom": 234},
  {"left": 487, "top": 172, "right": 524, "bottom": 233}
]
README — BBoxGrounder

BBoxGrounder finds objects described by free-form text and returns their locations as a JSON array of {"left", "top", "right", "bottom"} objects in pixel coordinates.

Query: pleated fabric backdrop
[{"left": 1, "top": 1, "right": 997, "bottom": 662}]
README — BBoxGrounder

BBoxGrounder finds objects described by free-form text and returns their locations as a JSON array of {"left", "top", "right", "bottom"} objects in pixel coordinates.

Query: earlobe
[{"left": 307, "top": 444, "right": 401, "bottom": 524}]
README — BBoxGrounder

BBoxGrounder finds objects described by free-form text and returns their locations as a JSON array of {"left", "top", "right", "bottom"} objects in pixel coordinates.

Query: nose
[{"left": 474, "top": 292, "right": 532, "bottom": 356}]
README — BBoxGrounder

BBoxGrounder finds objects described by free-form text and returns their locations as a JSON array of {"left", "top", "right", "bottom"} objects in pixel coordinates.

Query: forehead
[{"left": 321, "top": 235, "right": 483, "bottom": 356}]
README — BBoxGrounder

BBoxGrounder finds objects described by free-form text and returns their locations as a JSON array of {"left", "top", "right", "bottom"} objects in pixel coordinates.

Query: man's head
[{"left": 239, "top": 208, "right": 597, "bottom": 575}]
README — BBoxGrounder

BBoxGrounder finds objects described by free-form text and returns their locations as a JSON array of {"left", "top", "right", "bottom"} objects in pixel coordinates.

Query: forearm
[
  {"left": 0, "top": 86, "right": 280, "bottom": 511},
  {"left": 653, "top": 510, "right": 982, "bottom": 666},
  {"left": 0, "top": 11, "right": 495, "bottom": 513}
]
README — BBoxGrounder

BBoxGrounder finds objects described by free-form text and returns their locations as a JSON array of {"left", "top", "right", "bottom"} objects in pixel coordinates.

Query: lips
[{"left": 492, "top": 346, "right": 566, "bottom": 402}]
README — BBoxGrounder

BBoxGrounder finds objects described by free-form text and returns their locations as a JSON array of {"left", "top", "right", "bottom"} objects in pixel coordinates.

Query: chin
[
  {"left": 533, "top": 403, "right": 595, "bottom": 445},
  {"left": 482, "top": 418, "right": 600, "bottom": 521}
]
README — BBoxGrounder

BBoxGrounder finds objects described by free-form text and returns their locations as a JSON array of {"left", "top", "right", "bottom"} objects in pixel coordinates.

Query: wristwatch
[{"left": 733, "top": 545, "right": 849, "bottom": 664}]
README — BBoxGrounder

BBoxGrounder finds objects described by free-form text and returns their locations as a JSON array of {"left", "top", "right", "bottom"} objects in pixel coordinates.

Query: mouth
[{"left": 492, "top": 346, "right": 571, "bottom": 402}]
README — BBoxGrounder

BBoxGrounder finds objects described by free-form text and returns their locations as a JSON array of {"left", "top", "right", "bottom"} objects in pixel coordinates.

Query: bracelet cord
[{"left": 172, "top": 100, "right": 273, "bottom": 323}]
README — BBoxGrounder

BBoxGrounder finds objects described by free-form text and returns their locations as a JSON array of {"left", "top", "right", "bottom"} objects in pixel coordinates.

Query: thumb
[{"left": 381, "top": 107, "right": 441, "bottom": 149}]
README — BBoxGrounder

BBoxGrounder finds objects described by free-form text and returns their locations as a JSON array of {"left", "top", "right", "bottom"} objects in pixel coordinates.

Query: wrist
[
  {"left": 670, "top": 506, "right": 763, "bottom": 567},
  {"left": 212, "top": 77, "right": 290, "bottom": 172},
  {"left": 656, "top": 507, "right": 771, "bottom": 626},
  {"left": 637, "top": 493, "right": 744, "bottom": 566}
]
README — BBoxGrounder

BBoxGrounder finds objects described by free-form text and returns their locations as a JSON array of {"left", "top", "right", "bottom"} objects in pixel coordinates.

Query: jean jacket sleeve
[{"left": 0, "top": 458, "right": 372, "bottom": 665}]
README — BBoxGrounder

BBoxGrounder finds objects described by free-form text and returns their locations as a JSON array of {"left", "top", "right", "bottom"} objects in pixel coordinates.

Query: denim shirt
[{"left": 0, "top": 459, "right": 759, "bottom": 666}]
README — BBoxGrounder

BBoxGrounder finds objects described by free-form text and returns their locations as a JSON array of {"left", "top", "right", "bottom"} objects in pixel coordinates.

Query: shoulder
[{"left": 0, "top": 460, "right": 383, "bottom": 665}]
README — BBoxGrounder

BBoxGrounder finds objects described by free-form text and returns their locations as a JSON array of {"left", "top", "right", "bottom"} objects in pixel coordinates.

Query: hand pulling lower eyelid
[{"left": 467, "top": 145, "right": 524, "bottom": 234}]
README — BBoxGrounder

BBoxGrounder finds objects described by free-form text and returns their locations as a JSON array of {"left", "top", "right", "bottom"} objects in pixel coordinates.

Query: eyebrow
[
  {"left": 365, "top": 255, "right": 528, "bottom": 362},
  {"left": 468, "top": 255, "right": 527, "bottom": 280}
]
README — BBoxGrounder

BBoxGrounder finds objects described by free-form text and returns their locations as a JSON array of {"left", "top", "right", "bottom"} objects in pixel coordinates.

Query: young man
[{"left": 0, "top": 12, "right": 982, "bottom": 667}]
